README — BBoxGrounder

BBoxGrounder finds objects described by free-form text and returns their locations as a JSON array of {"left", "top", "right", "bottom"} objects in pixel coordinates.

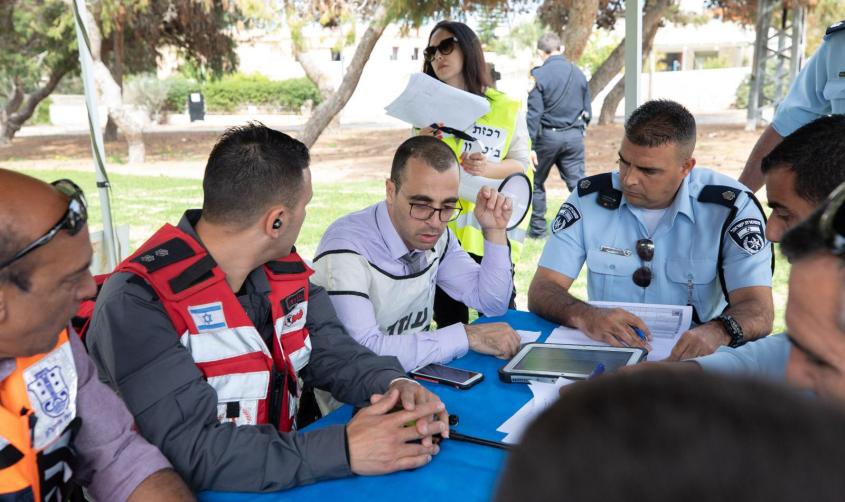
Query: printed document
[
  {"left": 545, "top": 302, "right": 693, "bottom": 361},
  {"left": 498, "top": 377, "right": 574, "bottom": 444},
  {"left": 385, "top": 73, "right": 490, "bottom": 131}
]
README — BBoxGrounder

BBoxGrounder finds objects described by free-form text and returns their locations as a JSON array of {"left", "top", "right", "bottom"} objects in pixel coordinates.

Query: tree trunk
[
  {"left": 104, "top": 5, "right": 125, "bottom": 142},
  {"left": 598, "top": 17, "right": 662, "bottom": 124},
  {"left": 297, "top": 4, "right": 391, "bottom": 148},
  {"left": 0, "top": 81, "right": 25, "bottom": 146},
  {"left": 562, "top": 0, "right": 599, "bottom": 62},
  {"left": 0, "top": 61, "right": 71, "bottom": 144},
  {"left": 76, "top": 0, "right": 145, "bottom": 163},
  {"left": 588, "top": 0, "right": 674, "bottom": 99},
  {"left": 291, "top": 37, "right": 335, "bottom": 100}
]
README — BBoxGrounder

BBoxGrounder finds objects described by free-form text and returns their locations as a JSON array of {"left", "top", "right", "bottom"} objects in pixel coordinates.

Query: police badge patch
[
  {"left": 728, "top": 218, "right": 765, "bottom": 254},
  {"left": 551, "top": 203, "right": 581, "bottom": 233}
]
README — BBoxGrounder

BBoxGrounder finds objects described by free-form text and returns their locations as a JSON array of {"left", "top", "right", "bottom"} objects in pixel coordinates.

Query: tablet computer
[{"left": 499, "top": 343, "right": 647, "bottom": 383}]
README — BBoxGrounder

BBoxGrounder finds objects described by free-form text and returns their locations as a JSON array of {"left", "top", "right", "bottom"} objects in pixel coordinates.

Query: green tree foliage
[
  {"left": 96, "top": 0, "right": 244, "bottom": 81},
  {"left": 485, "top": 19, "right": 544, "bottom": 56},
  {"left": 0, "top": 0, "right": 77, "bottom": 142},
  {"left": 161, "top": 74, "right": 321, "bottom": 114}
]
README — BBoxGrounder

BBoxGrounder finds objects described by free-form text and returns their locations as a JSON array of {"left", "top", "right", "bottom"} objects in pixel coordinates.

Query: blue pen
[
  {"left": 588, "top": 363, "right": 605, "bottom": 380},
  {"left": 632, "top": 326, "right": 646, "bottom": 341}
]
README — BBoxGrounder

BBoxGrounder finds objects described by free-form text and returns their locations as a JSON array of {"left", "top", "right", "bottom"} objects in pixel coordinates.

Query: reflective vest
[
  {"left": 441, "top": 88, "right": 532, "bottom": 261},
  {"left": 0, "top": 331, "right": 81, "bottom": 501},
  {"left": 117, "top": 224, "right": 313, "bottom": 432}
]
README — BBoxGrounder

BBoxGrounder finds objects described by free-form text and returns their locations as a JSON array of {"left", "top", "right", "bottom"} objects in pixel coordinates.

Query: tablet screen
[{"left": 513, "top": 346, "right": 633, "bottom": 375}]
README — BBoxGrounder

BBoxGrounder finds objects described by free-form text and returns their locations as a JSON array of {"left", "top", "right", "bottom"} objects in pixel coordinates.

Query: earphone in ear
[{"left": 272, "top": 219, "right": 282, "bottom": 229}]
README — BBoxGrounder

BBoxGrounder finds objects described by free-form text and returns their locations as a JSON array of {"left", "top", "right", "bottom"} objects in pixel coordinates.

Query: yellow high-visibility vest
[{"left": 441, "top": 88, "right": 532, "bottom": 262}]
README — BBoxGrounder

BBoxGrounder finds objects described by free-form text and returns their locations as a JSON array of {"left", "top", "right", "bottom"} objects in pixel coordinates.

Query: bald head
[
  {"left": 0, "top": 169, "right": 74, "bottom": 289},
  {"left": 0, "top": 169, "right": 96, "bottom": 357}
]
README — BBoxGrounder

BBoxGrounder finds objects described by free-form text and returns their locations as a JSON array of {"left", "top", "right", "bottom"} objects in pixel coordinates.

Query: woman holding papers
[{"left": 419, "top": 20, "right": 531, "bottom": 326}]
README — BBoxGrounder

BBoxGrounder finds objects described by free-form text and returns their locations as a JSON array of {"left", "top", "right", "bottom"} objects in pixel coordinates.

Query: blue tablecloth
[{"left": 200, "top": 310, "right": 559, "bottom": 502}]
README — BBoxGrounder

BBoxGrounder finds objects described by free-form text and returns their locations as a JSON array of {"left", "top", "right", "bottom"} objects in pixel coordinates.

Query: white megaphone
[{"left": 458, "top": 169, "right": 532, "bottom": 231}]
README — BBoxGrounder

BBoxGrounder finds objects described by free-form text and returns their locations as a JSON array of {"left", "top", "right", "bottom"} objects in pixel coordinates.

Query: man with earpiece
[{"left": 84, "top": 124, "right": 450, "bottom": 493}]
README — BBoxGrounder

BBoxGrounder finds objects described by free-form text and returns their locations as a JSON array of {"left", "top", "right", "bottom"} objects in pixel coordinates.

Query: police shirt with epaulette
[
  {"left": 772, "top": 20, "right": 845, "bottom": 137},
  {"left": 538, "top": 168, "right": 773, "bottom": 322}
]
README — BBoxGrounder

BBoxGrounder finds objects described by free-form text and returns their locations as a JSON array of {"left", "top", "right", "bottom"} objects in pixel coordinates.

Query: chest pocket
[
  {"left": 665, "top": 258, "right": 718, "bottom": 308},
  {"left": 586, "top": 250, "right": 639, "bottom": 276},
  {"left": 823, "top": 79, "right": 845, "bottom": 114},
  {"left": 665, "top": 259, "right": 718, "bottom": 283},
  {"left": 586, "top": 249, "right": 639, "bottom": 298}
]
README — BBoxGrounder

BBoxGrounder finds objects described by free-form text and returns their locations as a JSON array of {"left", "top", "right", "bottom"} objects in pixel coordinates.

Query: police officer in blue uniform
[
  {"left": 526, "top": 32, "right": 592, "bottom": 238},
  {"left": 739, "top": 20, "right": 845, "bottom": 192},
  {"left": 527, "top": 100, "right": 774, "bottom": 361}
]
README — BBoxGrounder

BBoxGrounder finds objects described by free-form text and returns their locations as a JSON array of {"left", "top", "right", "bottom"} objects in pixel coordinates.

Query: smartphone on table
[{"left": 409, "top": 363, "right": 484, "bottom": 390}]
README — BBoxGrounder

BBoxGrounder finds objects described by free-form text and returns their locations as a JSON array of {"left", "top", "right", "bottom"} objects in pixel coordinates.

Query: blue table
[{"left": 200, "top": 310, "right": 559, "bottom": 502}]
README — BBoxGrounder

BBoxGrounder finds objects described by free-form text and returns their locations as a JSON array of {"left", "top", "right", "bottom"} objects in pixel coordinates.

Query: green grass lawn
[{"left": 22, "top": 168, "right": 789, "bottom": 333}]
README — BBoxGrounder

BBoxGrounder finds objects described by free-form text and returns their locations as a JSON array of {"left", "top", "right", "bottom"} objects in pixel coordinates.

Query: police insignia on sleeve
[
  {"left": 728, "top": 218, "right": 765, "bottom": 254},
  {"left": 551, "top": 203, "right": 581, "bottom": 233}
]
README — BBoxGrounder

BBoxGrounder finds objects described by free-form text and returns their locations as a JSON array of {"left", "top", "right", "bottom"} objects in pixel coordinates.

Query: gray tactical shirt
[{"left": 85, "top": 210, "right": 406, "bottom": 492}]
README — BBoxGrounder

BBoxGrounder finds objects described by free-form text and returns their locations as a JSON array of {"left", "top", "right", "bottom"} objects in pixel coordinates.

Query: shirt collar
[
  {"left": 619, "top": 173, "right": 695, "bottom": 225},
  {"left": 375, "top": 201, "right": 418, "bottom": 261},
  {"left": 178, "top": 210, "right": 270, "bottom": 295}
]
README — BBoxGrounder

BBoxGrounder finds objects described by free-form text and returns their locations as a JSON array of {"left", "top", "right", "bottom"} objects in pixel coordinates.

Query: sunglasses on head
[
  {"left": 821, "top": 182, "right": 845, "bottom": 255},
  {"left": 424, "top": 37, "right": 459, "bottom": 63},
  {"left": 0, "top": 179, "right": 88, "bottom": 270}
]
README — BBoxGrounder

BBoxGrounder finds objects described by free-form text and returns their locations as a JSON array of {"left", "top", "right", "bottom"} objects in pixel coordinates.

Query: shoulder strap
[
  {"left": 265, "top": 251, "right": 314, "bottom": 280},
  {"left": 826, "top": 20, "right": 845, "bottom": 36},
  {"left": 697, "top": 185, "right": 741, "bottom": 208},
  {"left": 697, "top": 186, "right": 774, "bottom": 319},
  {"left": 117, "top": 225, "right": 224, "bottom": 301},
  {"left": 577, "top": 173, "right": 622, "bottom": 210}
]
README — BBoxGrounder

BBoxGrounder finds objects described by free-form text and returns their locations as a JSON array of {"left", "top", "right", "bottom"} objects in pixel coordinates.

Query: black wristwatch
[{"left": 716, "top": 314, "right": 744, "bottom": 348}]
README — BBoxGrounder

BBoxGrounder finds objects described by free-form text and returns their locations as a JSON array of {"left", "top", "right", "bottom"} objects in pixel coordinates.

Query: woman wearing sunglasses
[{"left": 419, "top": 20, "right": 531, "bottom": 326}]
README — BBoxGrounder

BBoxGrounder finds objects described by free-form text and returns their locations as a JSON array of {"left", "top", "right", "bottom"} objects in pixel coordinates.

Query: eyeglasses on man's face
[
  {"left": 0, "top": 179, "right": 88, "bottom": 270},
  {"left": 408, "top": 201, "right": 463, "bottom": 223}
]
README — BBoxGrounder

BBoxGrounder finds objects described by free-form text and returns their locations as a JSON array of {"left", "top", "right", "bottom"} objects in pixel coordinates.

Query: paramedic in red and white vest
[
  {"left": 85, "top": 124, "right": 450, "bottom": 492},
  {"left": 0, "top": 170, "right": 193, "bottom": 501}
]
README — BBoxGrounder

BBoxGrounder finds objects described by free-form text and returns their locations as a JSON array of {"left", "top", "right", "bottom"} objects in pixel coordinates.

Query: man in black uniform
[{"left": 527, "top": 32, "right": 592, "bottom": 239}]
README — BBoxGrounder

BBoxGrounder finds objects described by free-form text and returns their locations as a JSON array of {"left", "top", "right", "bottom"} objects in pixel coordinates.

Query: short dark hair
[
  {"left": 202, "top": 123, "right": 309, "bottom": 226},
  {"left": 624, "top": 99, "right": 697, "bottom": 159},
  {"left": 0, "top": 224, "right": 33, "bottom": 291},
  {"left": 390, "top": 136, "right": 458, "bottom": 188},
  {"left": 423, "top": 20, "right": 492, "bottom": 98},
  {"left": 761, "top": 115, "right": 845, "bottom": 206},
  {"left": 537, "top": 32, "right": 561, "bottom": 54},
  {"left": 496, "top": 370, "right": 845, "bottom": 502}
]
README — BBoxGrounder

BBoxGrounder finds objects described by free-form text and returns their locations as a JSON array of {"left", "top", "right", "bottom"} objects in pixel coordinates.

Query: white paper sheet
[
  {"left": 384, "top": 73, "right": 490, "bottom": 131},
  {"left": 516, "top": 330, "right": 541, "bottom": 345},
  {"left": 498, "top": 377, "right": 574, "bottom": 444},
  {"left": 545, "top": 302, "right": 693, "bottom": 361}
]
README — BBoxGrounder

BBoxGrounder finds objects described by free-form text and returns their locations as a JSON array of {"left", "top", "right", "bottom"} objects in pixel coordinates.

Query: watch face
[{"left": 719, "top": 315, "right": 743, "bottom": 347}]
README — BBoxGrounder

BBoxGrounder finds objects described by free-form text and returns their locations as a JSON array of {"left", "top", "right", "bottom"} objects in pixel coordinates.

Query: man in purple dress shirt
[
  {"left": 313, "top": 136, "right": 521, "bottom": 371},
  {"left": 0, "top": 170, "right": 192, "bottom": 501}
]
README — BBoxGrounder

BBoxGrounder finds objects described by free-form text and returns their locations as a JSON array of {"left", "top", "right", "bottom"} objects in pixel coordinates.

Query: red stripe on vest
[{"left": 117, "top": 224, "right": 313, "bottom": 432}]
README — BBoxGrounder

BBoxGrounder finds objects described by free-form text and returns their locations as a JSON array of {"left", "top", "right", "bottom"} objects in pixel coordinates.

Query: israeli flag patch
[
  {"left": 552, "top": 203, "right": 581, "bottom": 233},
  {"left": 728, "top": 218, "right": 765, "bottom": 255},
  {"left": 189, "top": 302, "right": 228, "bottom": 332}
]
